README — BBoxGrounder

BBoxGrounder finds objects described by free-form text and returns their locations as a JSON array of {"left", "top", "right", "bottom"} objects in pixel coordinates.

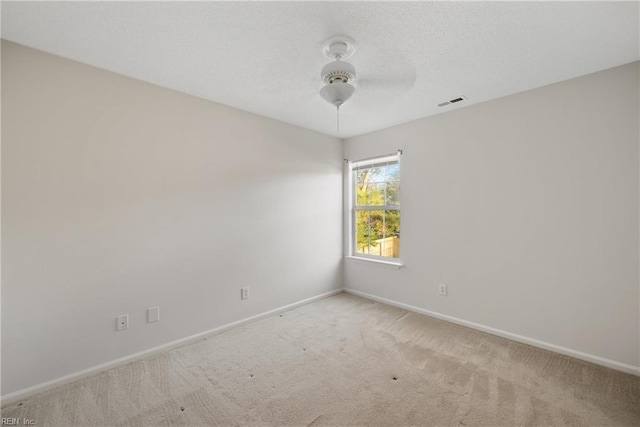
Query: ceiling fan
[
  {"left": 318, "top": 36, "right": 356, "bottom": 132},
  {"left": 317, "top": 35, "right": 417, "bottom": 133}
]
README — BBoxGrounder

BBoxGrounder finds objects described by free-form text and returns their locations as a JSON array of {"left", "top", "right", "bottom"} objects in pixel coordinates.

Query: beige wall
[
  {"left": 1, "top": 41, "right": 343, "bottom": 395},
  {"left": 344, "top": 62, "right": 640, "bottom": 371}
]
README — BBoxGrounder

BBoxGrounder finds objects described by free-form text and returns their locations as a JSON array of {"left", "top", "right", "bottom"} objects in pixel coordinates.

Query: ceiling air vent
[{"left": 438, "top": 96, "right": 467, "bottom": 107}]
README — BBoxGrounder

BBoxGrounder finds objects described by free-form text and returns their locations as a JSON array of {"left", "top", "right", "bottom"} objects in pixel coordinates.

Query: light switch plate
[
  {"left": 147, "top": 306, "right": 160, "bottom": 323},
  {"left": 439, "top": 283, "right": 448, "bottom": 296}
]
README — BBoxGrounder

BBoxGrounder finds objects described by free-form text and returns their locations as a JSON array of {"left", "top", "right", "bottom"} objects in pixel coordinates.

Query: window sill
[{"left": 345, "top": 256, "right": 404, "bottom": 269}]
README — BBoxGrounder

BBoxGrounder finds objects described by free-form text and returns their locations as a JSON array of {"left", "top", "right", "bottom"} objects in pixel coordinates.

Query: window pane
[
  {"left": 367, "top": 183, "right": 385, "bottom": 206},
  {"left": 383, "top": 210, "right": 400, "bottom": 258},
  {"left": 355, "top": 210, "right": 385, "bottom": 256},
  {"left": 354, "top": 164, "right": 400, "bottom": 207},
  {"left": 355, "top": 210, "right": 371, "bottom": 254},
  {"left": 356, "top": 183, "right": 367, "bottom": 206},
  {"left": 355, "top": 170, "right": 367, "bottom": 187},
  {"left": 385, "top": 164, "right": 400, "bottom": 181},
  {"left": 355, "top": 170, "right": 368, "bottom": 206},
  {"left": 386, "top": 181, "right": 400, "bottom": 205},
  {"left": 368, "top": 167, "right": 385, "bottom": 183}
]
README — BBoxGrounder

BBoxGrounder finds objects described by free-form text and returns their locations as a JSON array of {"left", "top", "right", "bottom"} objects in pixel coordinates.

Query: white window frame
[{"left": 346, "top": 152, "right": 402, "bottom": 267}]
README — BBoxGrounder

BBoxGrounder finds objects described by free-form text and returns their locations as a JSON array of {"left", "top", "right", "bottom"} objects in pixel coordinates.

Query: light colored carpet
[{"left": 2, "top": 293, "right": 639, "bottom": 426}]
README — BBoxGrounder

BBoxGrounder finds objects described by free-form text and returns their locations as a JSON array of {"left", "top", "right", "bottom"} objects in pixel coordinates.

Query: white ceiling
[{"left": 2, "top": 1, "right": 639, "bottom": 138}]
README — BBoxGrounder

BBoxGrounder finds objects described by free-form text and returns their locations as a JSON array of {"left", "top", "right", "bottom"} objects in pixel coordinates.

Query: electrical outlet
[
  {"left": 438, "top": 284, "right": 448, "bottom": 296},
  {"left": 116, "top": 314, "right": 129, "bottom": 331},
  {"left": 147, "top": 306, "right": 160, "bottom": 323},
  {"left": 241, "top": 287, "right": 249, "bottom": 300}
]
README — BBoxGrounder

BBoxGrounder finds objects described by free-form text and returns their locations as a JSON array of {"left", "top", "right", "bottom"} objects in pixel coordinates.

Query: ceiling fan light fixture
[{"left": 319, "top": 82, "right": 355, "bottom": 107}]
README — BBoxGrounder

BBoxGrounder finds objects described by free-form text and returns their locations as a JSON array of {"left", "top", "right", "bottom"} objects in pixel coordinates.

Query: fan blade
[
  {"left": 351, "top": 75, "right": 416, "bottom": 111},
  {"left": 349, "top": 51, "right": 417, "bottom": 111}
]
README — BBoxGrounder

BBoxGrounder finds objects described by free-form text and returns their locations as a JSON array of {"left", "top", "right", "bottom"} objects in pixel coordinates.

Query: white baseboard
[
  {"left": 344, "top": 288, "right": 640, "bottom": 377},
  {"left": 1, "top": 288, "right": 345, "bottom": 406}
]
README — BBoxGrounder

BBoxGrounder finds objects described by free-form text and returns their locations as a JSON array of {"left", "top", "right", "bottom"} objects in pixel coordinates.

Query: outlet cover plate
[{"left": 116, "top": 314, "right": 129, "bottom": 331}]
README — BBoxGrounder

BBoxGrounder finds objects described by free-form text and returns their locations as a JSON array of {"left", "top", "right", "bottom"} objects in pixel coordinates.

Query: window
[{"left": 348, "top": 152, "right": 401, "bottom": 261}]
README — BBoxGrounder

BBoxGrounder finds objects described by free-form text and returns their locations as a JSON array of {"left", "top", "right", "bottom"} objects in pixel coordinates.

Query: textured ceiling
[{"left": 2, "top": 2, "right": 639, "bottom": 138}]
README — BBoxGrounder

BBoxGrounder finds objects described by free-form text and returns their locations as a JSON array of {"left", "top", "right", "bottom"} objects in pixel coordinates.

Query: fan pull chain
[{"left": 337, "top": 105, "right": 340, "bottom": 133}]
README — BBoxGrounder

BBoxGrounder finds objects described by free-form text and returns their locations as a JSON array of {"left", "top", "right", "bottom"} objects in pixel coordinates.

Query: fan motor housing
[{"left": 321, "top": 60, "right": 356, "bottom": 85}]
